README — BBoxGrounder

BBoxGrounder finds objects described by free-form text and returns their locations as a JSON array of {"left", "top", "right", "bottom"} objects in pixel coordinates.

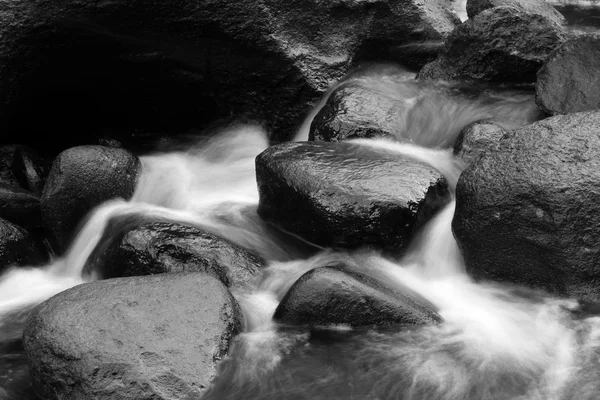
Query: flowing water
[{"left": 2, "top": 62, "right": 600, "bottom": 399}]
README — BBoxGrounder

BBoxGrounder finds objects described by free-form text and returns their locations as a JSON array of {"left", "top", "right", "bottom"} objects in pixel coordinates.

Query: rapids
[{"left": 2, "top": 62, "right": 600, "bottom": 400}]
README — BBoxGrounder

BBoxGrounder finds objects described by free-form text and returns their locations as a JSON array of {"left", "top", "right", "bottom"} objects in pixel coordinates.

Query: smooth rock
[
  {"left": 98, "top": 222, "right": 265, "bottom": 289},
  {"left": 256, "top": 141, "right": 450, "bottom": 250},
  {"left": 41, "top": 145, "right": 139, "bottom": 253},
  {"left": 274, "top": 265, "right": 441, "bottom": 327},
  {"left": 466, "top": 0, "right": 566, "bottom": 25},
  {"left": 418, "top": 6, "right": 567, "bottom": 83},
  {"left": 309, "top": 75, "right": 541, "bottom": 147},
  {"left": 0, "top": 218, "right": 46, "bottom": 272},
  {"left": 536, "top": 35, "right": 600, "bottom": 115},
  {"left": 453, "top": 110, "right": 600, "bottom": 301},
  {"left": 0, "top": 0, "right": 458, "bottom": 146},
  {"left": 453, "top": 121, "right": 507, "bottom": 164},
  {"left": 23, "top": 273, "right": 243, "bottom": 400}
]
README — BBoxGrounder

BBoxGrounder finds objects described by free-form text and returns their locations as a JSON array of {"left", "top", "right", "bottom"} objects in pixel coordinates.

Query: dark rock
[
  {"left": 0, "top": 0, "right": 458, "bottom": 146},
  {"left": 536, "top": 35, "right": 600, "bottom": 116},
  {"left": 256, "top": 141, "right": 450, "bottom": 251},
  {"left": 453, "top": 110, "right": 600, "bottom": 301},
  {"left": 98, "top": 222, "right": 265, "bottom": 289},
  {"left": 466, "top": 0, "right": 566, "bottom": 25},
  {"left": 0, "top": 145, "right": 45, "bottom": 194},
  {"left": 41, "top": 145, "right": 140, "bottom": 253},
  {"left": 418, "top": 6, "right": 567, "bottom": 83},
  {"left": 309, "top": 84, "right": 401, "bottom": 143},
  {"left": 274, "top": 265, "right": 441, "bottom": 327},
  {"left": 0, "top": 184, "right": 41, "bottom": 229},
  {"left": 453, "top": 121, "right": 507, "bottom": 163},
  {"left": 309, "top": 74, "right": 542, "bottom": 147},
  {"left": 23, "top": 273, "right": 243, "bottom": 400},
  {"left": 0, "top": 218, "right": 47, "bottom": 271}
]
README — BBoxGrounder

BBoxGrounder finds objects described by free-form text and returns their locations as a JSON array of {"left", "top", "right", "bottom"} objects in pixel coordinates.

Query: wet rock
[
  {"left": 0, "top": 218, "right": 47, "bottom": 272},
  {"left": 309, "top": 84, "right": 400, "bottom": 143},
  {"left": 453, "top": 121, "right": 507, "bottom": 164},
  {"left": 41, "top": 145, "right": 140, "bottom": 253},
  {"left": 0, "top": 184, "right": 42, "bottom": 229},
  {"left": 23, "top": 273, "right": 243, "bottom": 400},
  {"left": 274, "top": 265, "right": 441, "bottom": 327},
  {"left": 0, "top": 145, "right": 45, "bottom": 194},
  {"left": 453, "top": 111, "right": 600, "bottom": 301},
  {"left": 536, "top": 35, "right": 600, "bottom": 116},
  {"left": 308, "top": 75, "right": 541, "bottom": 147},
  {"left": 0, "top": 0, "right": 458, "bottom": 146},
  {"left": 256, "top": 141, "right": 450, "bottom": 251},
  {"left": 418, "top": 6, "right": 567, "bottom": 83},
  {"left": 466, "top": 0, "right": 566, "bottom": 26},
  {"left": 99, "top": 222, "right": 265, "bottom": 289}
]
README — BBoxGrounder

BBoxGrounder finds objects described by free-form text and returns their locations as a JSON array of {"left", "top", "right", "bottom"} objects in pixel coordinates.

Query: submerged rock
[
  {"left": 536, "top": 35, "right": 600, "bottom": 116},
  {"left": 274, "top": 265, "right": 441, "bottom": 327},
  {"left": 41, "top": 145, "right": 139, "bottom": 253},
  {"left": 256, "top": 141, "right": 450, "bottom": 251},
  {"left": 99, "top": 222, "right": 265, "bottom": 289},
  {"left": 0, "top": 184, "right": 42, "bottom": 229},
  {"left": 466, "top": 0, "right": 566, "bottom": 25},
  {"left": 453, "top": 121, "right": 507, "bottom": 164},
  {"left": 453, "top": 111, "right": 600, "bottom": 301},
  {"left": 0, "top": 218, "right": 46, "bottom": 272},
  {"left": 23, "top": 273, "right": 243, "bottom": 400},
  {"left": 0, "top": 0, "right": 458, "bottom": 146},
  {"left": 418, "top": 6, "right": 567, "bottom": 83}
]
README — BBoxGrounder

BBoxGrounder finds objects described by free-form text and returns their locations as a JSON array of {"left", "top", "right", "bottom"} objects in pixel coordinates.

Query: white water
[
  {"left": 293, "top": 64, "right": 542, "bottom": 148},
  {"left": 2, "top": 67, "right": 600, "bottom": 400}
]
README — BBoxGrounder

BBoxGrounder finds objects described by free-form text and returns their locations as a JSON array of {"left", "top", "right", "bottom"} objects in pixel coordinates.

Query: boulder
[
  {"left": 536, "top": 35, "right": 600, "bottom": 116},
  {"left": 0, "top": 184, "right": 42, "bottom": 229},
  {"left": 23, "top": 273, "right": 243, "bottom": 400},
  {"left": 309, "top": 84, "right": 402, "bottom": 143},
  {"left": 97, "top": 222, "right": 265, "bottom": 289},
  {"left": 0, "top": 145, "right": 45, "bottom": 194},
  {"left": 256, "top": 141, "right": 450, "bottom": 250},
  {"left": 453, "top": 121, "right": 507, "bottom": 163},
  {"left": 274, "top": 264, "right": 441, "bottom": 327},
  {"left": 41, "top": 145, "right": 140, "bottom": 253},
  {"left": 0, "top": 218, "right": 47, "bottom": 272},
  {"left": 309, "top": 75, "right": 541, "bottom": 147},
  {"left": 453, "top": 111, "right": 600, "bottom": 301},
  {"left": 418, "top": 6, "right": 567, "bottom": 83},
  {"left": 0, "top": 0, "right": 458, "bottom": 146},
  {"left": 466, "top": 0, "right": 566, "bottom": 25}
]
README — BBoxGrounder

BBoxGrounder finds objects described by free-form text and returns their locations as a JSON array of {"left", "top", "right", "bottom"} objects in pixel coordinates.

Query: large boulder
[
  {"left": 453, "top": 121, "right": 507, "bottom": 164},
  {"left": 0, "top": 145, "right": 45, "bottom": 194},
  {"left": 23, "top": 273, "right": 243, "bottom": 400},
  {"left": 256, "top": 141, "right": 450, "bottom": 251},
  {"left": 274, "top": 264, "right": 441, "bottom": 327},
  {"left": 0, "top": 0, "right": 458, "bottom": 146},
  {"left": 41, "top": 145, "right": 140, "bottom": 253},
  {"left": 97, "top": 222, "right": 265, "bottom": 289},
  {"left": 309, "top": 75, "right": 541, "bottom": 147},
  {"left": 453, "top": 111, "right": 600, "bottom": 301},
  {"left": 0, "top": 218, "right": 47, "bottom": 272},
  {"left": 0, "top": 184, "right": 42, "bottom": 229},
  {"left": 466, "top": 0, "right": 566, "bottom": 25},
  {"left": 536, "top": 35, "right": 600, "bottom": 116},
  {"left": 418, "top": 6, "right": 567, "bottom": 83}
]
